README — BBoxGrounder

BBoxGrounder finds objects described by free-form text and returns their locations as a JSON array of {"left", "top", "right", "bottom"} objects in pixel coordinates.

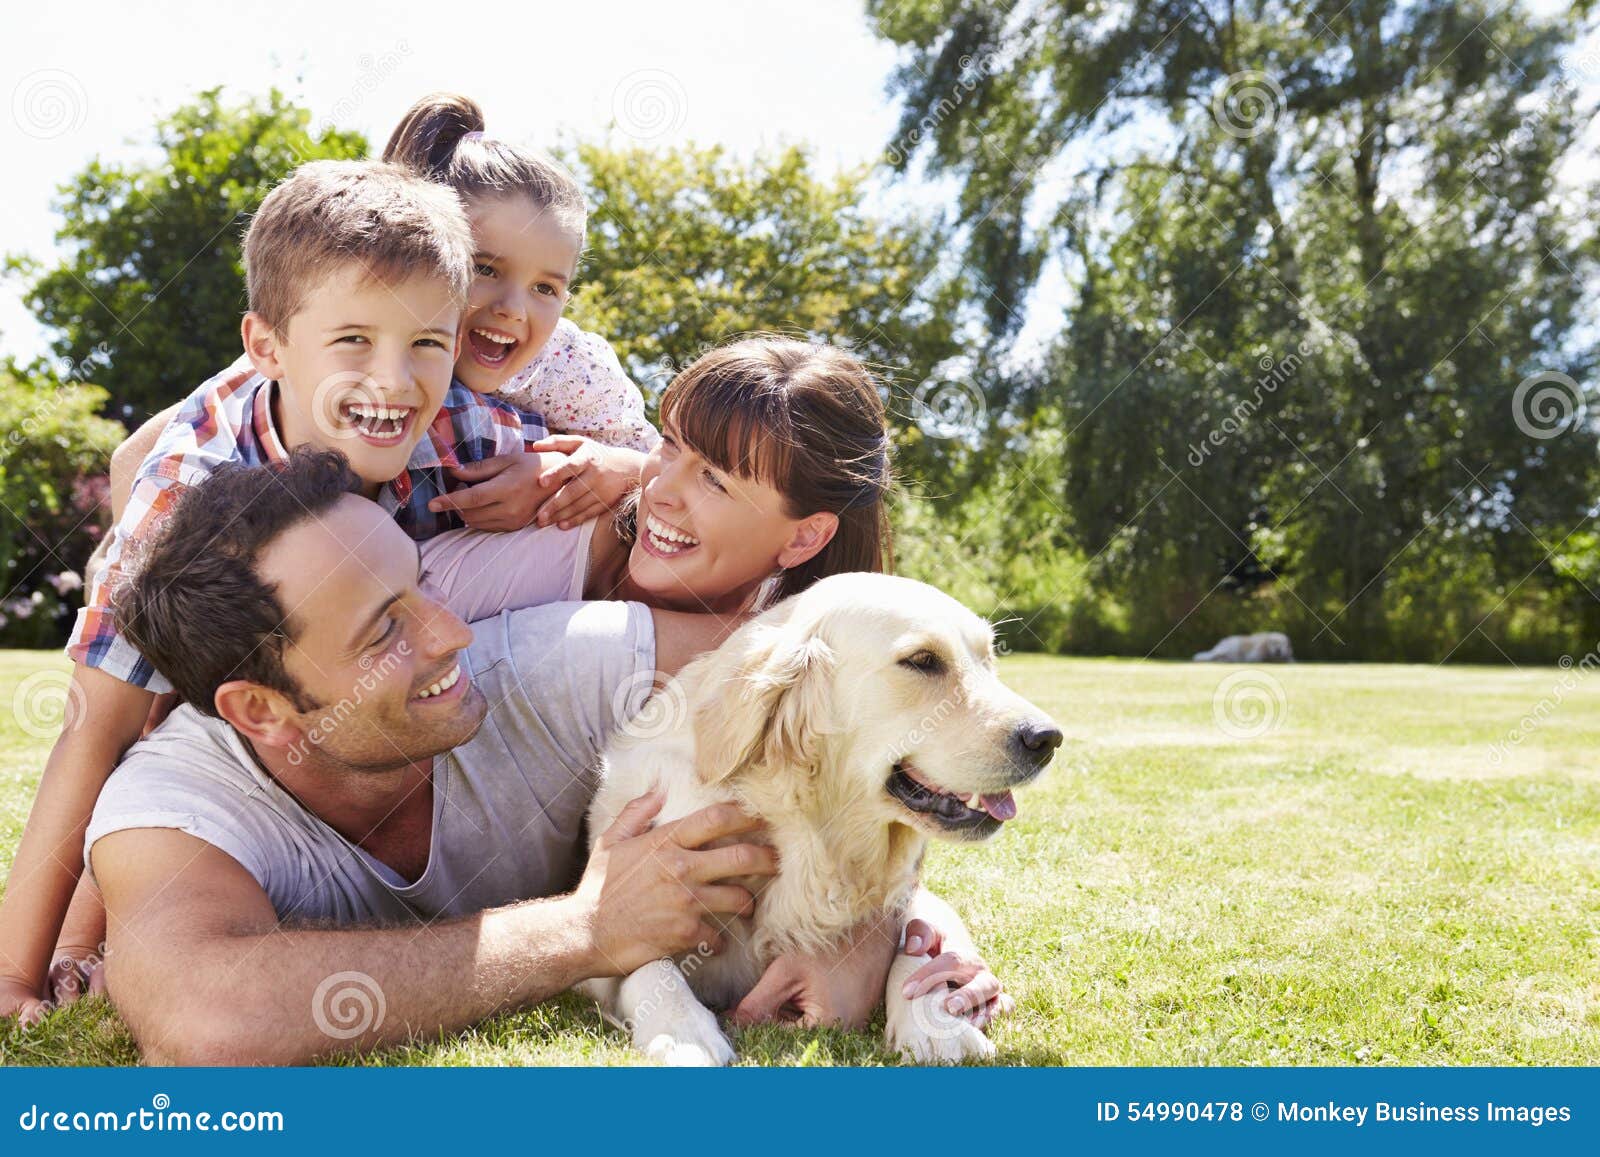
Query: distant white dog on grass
[
  {"left": 1194, "top": 631, "right": 1294, "bottom": 662},
  {"left": 580, "top": 572, "right": 1064, "bottom": 1066}
]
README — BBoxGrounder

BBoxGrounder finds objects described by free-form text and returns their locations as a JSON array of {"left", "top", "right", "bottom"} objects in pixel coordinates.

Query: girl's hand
[
  {"left": 429, "top": 452, "right": 579, "bottom": 532},
  {"left": 899, "top": 919, "right": 1015, "bottom": 1031},
  {"left": 526, "top": 436, "right": 647, "bottom": 530}
]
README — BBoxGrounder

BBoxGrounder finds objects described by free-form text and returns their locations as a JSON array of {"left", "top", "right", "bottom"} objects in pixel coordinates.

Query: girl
[{"left": 382, "top": 93, "right": 656, "bottom": 532}]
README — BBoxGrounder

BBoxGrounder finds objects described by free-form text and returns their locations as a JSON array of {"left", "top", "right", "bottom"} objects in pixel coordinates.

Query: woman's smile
[{"left": 642, "top": 510, "right": 701, "bottom": 558}]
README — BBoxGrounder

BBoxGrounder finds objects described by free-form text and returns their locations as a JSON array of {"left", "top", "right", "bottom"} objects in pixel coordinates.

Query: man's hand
[
  {"left": 572, "top": 792, "right": 778, "bottom": 978},
  {"left": 526, "top": 435, "right": 646, "bottom": 530},
  {"left": 732, "top": 913, "right": 900, "bottom": 1029},
  {"left": 428, "top": 451, "right": 580, "bottom": 531},
  {"left": 899, "top": 918, "right": 1014, "bottom": 1030}
]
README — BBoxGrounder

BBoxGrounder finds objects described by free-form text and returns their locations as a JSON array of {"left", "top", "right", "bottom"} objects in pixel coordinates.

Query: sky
[
  {"left": 0, "top": 0, "right": 911, "bottom": 364},
  {"left": 2, "top": 0, "right": 1594, "bottom": 372}
]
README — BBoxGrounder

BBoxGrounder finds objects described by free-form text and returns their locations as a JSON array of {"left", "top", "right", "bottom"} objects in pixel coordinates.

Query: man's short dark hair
[{"left": 115, "top": 449, "right": 361, "bottom": 717}]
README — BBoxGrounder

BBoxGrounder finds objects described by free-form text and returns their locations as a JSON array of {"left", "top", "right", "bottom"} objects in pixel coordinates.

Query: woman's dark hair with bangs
[{"left": 657, "top": 336, "right": 893, "bottom": 602}]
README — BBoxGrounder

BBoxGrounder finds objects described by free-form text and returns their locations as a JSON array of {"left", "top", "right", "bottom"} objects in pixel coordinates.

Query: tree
[
  {"left": 8, "top": 89, "right": 365, "bottom": 421},
  {"left": 560, "top": 141, "right": 977, "bottom": 481},
  {"left": 874, "top": 0, "right": 1600, "bottom": 658}
]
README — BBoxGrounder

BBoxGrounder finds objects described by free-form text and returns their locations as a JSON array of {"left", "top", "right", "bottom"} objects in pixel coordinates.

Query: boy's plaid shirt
[{"left": 68, "top": 357, "right": 549, "bottom": 692}]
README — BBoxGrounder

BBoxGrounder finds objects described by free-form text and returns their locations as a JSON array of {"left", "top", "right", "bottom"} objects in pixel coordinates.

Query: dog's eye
[{"left": 898, "top": 650, "right": 945, "bottom": 675}]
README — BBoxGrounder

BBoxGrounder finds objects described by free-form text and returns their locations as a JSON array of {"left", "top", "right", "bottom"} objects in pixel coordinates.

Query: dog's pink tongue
[{"left": 980, "top": 791, "right": 1017, "bottom": 821}]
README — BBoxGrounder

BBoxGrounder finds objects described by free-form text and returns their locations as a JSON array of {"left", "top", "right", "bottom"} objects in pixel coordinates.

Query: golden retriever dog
[{"left": 579, "top": 573, "right": 1063, "bottom": 1065}]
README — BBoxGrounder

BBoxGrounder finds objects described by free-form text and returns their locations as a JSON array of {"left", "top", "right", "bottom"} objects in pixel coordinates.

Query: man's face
[
  {"left": 259, "top": 265, "right": 462, "bottom": 494},
  {"left": 256, "top": 495, "right": 487, "bottom": 771}
]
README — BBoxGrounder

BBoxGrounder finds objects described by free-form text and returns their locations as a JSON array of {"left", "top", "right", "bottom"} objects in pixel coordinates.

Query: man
[{"left": 86, "top": 449, "right": 913, "bottom": 1064}]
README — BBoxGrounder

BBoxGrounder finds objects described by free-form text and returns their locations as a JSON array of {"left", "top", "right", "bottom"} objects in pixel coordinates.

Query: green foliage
[
  {"left": 875, "top": 0, "right": 1600, "bottom": 659},
  {"left": 7, "top": 89, "right": 366, "bottom": 421},
  {"left": 560, "top": 141, "right": 976, "bottom": 479},
  {"left": 0, "top": 363, "right": 124, "bottom": 646}
]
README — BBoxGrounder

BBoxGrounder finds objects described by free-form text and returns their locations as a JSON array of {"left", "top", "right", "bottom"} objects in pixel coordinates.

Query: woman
[{"left": 422, "top": 336, "right": 891, "bottom": 621}]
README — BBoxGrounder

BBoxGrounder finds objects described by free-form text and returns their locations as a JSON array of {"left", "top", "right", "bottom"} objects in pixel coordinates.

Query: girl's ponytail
[{"left": 382, "top": 93, "right": 486, "bottom": 177}]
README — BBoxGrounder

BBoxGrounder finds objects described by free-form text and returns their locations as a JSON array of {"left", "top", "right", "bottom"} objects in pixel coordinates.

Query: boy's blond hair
[{"left": 243, "top": 159, "right": 474, "bottom": 332}]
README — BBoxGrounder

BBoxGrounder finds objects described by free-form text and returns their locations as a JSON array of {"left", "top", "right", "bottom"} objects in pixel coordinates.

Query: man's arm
[{"left": 95, "top": 796, "right": 777, "bottom": 1065}]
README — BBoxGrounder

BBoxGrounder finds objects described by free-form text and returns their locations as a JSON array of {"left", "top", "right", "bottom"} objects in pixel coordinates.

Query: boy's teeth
[{"left": 416, "top": 664, "right": 461, "bottom": 699}]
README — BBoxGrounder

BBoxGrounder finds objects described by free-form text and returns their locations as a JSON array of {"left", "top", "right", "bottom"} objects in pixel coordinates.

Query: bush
[{"left": 0, "top": 363, "right": 124, "bottom": 647}]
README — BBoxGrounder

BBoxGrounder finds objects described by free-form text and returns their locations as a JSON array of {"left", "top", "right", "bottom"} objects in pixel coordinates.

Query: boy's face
[
  {"left": 455, "top": 195, "right": 580, "bottom": 393},
  {"left": 245, "top": 265, "right": 462, "bottom": 490}
]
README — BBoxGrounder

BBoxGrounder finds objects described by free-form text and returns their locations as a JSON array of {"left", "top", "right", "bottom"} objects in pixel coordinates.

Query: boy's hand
[
  {"left": 430, "top": 452, "right": 579, "bottom": 532},
  {"left": 0, "top": 975, "right": 49, "bottom": 1028},
  {"left": 526, "top": 435, "right": 646, "bottom": 530}
]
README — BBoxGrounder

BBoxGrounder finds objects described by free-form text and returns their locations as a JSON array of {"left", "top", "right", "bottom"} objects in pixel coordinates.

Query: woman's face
[{"left": 627, "top": 420, "right": 833, "bottom": 613}]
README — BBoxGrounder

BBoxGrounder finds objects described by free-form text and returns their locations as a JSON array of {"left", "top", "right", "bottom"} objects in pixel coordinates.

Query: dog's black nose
[{"left": 1012, "top": 719, "right": 1064, "bottom": 766}]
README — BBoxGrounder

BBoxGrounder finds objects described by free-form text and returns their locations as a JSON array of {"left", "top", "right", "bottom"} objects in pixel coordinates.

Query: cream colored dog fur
[{"left": 579, "top": 573, "right": 1063, "bottom": 1065}]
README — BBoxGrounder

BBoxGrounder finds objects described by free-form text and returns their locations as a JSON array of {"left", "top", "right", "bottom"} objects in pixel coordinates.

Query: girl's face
[
  {"left": 455, "top": 195, "right": 581, "bottom": 393},
  {"left": 627, "top": 419, "right": 837, "bottom": 614}
]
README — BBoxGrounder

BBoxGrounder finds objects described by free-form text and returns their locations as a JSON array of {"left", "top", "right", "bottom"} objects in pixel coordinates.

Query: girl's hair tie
[{"left": 462, "top": 130, "right": 485, "bottom": 142}]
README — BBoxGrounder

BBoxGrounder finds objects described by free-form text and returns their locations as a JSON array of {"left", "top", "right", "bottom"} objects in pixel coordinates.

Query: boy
[{"left": 0, "top": 159, "right": 574, "bottom": 1021}]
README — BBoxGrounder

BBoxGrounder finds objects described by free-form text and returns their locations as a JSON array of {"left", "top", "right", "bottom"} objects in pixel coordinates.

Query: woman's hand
[
  {"left": 526, "top": 435, "right": 646, "bottom": 530},
  {"left": 900, "top": 918, "right": 1014, "bottom": 1030},
  {"left": 732, "top": 915, "right": 899, "bottom": 1029}
]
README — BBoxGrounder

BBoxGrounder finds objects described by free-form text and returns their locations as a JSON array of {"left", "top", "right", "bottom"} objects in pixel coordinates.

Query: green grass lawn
[{"left": 3, "top": 649, "right": 1599, "bottom": 1066}]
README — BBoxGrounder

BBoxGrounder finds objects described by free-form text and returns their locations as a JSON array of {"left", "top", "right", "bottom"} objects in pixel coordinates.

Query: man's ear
[
  {"left": 214, "top": 679, "right": 304, "bottom": 751},
  {"left": 241, "top": 313, "right": 286, "bottom": 381},
  {"left": 691, "top": 611, "right": 835, "bottom": 783},
  {"left": 775, "top": 512, "right": 839, "bottom": 571}
]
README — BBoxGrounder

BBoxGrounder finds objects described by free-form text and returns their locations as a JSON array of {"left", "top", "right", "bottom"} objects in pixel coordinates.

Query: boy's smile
[{"left": 244, "top": 264, "right": 462, "bottom": 494}]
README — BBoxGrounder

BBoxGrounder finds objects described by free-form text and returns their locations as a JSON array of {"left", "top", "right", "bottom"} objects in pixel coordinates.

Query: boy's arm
[
  {"left": 110, "top": 403, "right": 181, "bottom": 521},
  {"left": 1, "top": 466, "right": 185, "bottom": 1020},
  {"left": 0, "top": 666, "right": 152, "bottom": 1020}
]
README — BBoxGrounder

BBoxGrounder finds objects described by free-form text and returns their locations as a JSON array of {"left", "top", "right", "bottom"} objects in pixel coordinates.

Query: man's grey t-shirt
[{"left": 85, "top": 600, "right": 654, "bottom": 925}]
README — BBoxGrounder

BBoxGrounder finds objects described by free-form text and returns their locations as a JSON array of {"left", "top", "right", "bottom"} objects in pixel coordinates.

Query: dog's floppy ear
[{"left": 691, "top": 614, "right": 836, "bottom": 784}]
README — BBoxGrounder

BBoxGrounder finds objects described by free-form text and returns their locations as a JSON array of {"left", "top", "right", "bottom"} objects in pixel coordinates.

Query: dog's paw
[
  {"left": 886, "top": 990, "right": 997, "bottom": 1065},
  {"left": 637, "top": 1002, "right": 735, "bottom": 1067}
]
